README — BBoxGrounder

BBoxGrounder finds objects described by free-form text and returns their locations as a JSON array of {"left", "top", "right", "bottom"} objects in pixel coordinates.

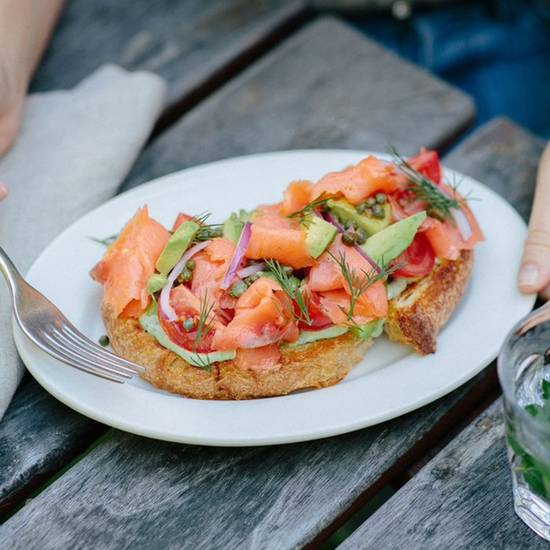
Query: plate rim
[{"left": 13, "top": 149, "right": 536, "bottom": 446}]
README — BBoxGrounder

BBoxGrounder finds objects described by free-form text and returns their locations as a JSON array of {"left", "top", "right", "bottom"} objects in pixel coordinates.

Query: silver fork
[{"left": 0, "top": 246, "right": 145, "bottom": 383}]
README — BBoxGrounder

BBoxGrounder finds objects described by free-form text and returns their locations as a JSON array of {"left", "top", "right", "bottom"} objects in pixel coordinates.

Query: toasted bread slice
[
  {"left": 103, "top": 251, "right": 472, "bottom": 398},
  {"left": 384, "top": 250, "right": 473, "bottom": 354},
  {"left": 103, "top": 303, "right": 372, "bottom": 400}
]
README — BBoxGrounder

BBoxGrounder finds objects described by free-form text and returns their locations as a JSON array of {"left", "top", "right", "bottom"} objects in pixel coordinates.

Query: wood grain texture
[
  {"left": 0, "top": 376, "right": 492, "bottom": 549},
  {"left": 31, "top": 0, "right": 307, "bottom": 105},
  {"left": 0, "top": 377, "right": 104, "bottom": 517},
  {"left": 339, "top": 401, "right": 548, "bottom": 550},
  {"left": 122, "top": 16, "right": 475, "bottom": 191}
]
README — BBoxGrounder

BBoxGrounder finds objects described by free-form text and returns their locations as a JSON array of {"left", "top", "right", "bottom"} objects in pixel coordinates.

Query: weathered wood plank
[
  {"left": 31, "top": 0, "right": 307, "bottom": 105},
  {"left": 340, "top": 118, "right": 545, "bottom": 549},
  {"left": 0, "top": 373, "right": 495, "bottom": 549},
  {"left": 0, "top": 15, "right": 479, "bottom": 542},
  {"left": 0, "top": 0, "right": 306, "bottom": 517},
  {"left": 122, "top": 16, "right": 475, "bottom": 191},
  {"left": 339, "top": 401, "right": 548, "bottom": 549},
  {"left": 0, "top": 377, "right": 104, "bottom": 519}
]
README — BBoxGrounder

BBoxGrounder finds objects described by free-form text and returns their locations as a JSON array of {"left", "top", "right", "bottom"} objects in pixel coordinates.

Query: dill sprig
[
  {"left": 391, "top": 147, "right": 460, "bottom": 220},
  {"left": 265, "top": 259, "right": 312, "bottom": 326},
  {"left": 88, "top": 234, "right": 119, "bottom": 247},
  {"left": 192, "top": 292, "right": 215, "bottom": 369},
  {"left": 189, "top": 211, "right": 224, "bottom": 241},
  {"left": 288, "top": 194, "right": 330, "bottom": 227},
  {"left": 329, "top": 251, "right": 396, "bottom": 323}
]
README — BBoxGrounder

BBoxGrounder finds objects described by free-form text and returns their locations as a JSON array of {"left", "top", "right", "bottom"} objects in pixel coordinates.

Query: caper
[
  {"left": 177, "top": 269, "right": 192, "bottom": 284},
  {"left": 343, "top": 219, "right": 353, "bottom": 230},
  {"left": 356, "top": 228, "right": 368, "bottom": 245},
  {"left": 282, "top": 265, "right": 293, "bottom": 275},
  {"left": 288, "top": 275, "right": 301, "bottom": 292},
  {"left": 186, "top": 259, "right": 196, "bottom": 271},
  {"left": 375, "top": 193, "right": 387, "bottom": 204},
  {"left": 229, "top": 280, "right": 248, "bottom": 298},
  {"left": 342, "top": 230, "right": 357, "bottom": 246},
  {"left": 183, "top": 317, "right": 195, "bottom": 332},
  {"left": 366, "top": 197, "right": 376, "bottom": 207},
  {"left": 371, "top": 204, "right": 385, "bottom": 219},
  {"left": 98, "top": 335, "right": 110, "bottom": 347},
  {"left": 209, "top": 226, "right": 223, "bottom": 238},
  {"left": 356, "top": 202, "right": 367, "bottom": 214},
  {"left": 245, "top": 272, "right": 262, "bottom": 285}
]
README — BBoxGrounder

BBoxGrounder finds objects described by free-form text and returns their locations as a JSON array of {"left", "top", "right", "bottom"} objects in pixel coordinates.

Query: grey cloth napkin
[{"left": 0, "top": 64, "right": 166, "bottom": 419}]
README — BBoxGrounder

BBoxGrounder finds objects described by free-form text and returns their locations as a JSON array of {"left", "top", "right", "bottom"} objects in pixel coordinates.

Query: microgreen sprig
[
  {"left": 265, "top": 259, "right": 312, "bottom": 326},
  {"left": 391, "top": 147, "right": 461, "bottom": 220},
  {"left": 288, "top": 194, "right": 330, "bottom": 227},
  {"left": 192, "top": 291, "right": 216, "bottom": 369},
  {"left": 88, "top": 234, "right": 119, "bottom": 247},
  {"left": 329, "top": 251, "right": 397, "bottom": 323}
]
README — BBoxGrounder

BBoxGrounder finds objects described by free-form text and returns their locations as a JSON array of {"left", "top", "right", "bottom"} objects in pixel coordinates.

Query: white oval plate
[{"left": 14, "top": 150, "right": 535, "bottom": 446}]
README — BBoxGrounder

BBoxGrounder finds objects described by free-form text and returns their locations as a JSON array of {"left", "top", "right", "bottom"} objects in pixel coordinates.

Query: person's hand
[
  {"left": 0, "top": 58, "right": 25, "bottom": 157},
  {"left": 518, "top": 143, "right": 550, "bottom": 299}
]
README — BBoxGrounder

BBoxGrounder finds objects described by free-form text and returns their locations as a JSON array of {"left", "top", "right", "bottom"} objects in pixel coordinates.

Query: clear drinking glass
[{"left": 498, "top": 304, "right": 550, "bottom": 540}]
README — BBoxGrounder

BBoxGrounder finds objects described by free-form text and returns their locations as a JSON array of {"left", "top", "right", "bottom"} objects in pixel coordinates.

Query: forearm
[{"left": 0, "top": 0, "right": 65, "bottom": 92}]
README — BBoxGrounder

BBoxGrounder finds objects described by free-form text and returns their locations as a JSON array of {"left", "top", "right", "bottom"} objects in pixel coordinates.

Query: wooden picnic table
[{"left": 0, "top": 2, "right": 546, "bottom": 548}]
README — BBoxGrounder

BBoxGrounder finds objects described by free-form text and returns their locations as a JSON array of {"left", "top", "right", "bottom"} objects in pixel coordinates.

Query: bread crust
[
  {"left": 103, "top": 303, "right": 372, "bottom": 400},
  {"left": 102, "top": 250, "right": 472, "bottom": 398},
  {"left": 384, "top": 250, "right": 473, "bottom": 354}
]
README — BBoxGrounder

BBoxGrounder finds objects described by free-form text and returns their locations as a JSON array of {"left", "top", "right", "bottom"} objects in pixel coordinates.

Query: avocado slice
[
  {"left": 147, "top": 273, "right": 168, "bottom": 295},
  {"left": 304, "top": 215, "right": 337, "bottom": 258},
  {"left": 328, "top": 199, "right": 391, "bottom": 236},
  {"left": 156, "top": 220, "right": 199, "bottom": 275},
  {"left": 350, "top": 318, "right": 385, "bottom": 341},
  {"left": 223, "top": 209, "right": 253, "bottom": 244},
  {"left": 140, "top": 305, "right": 236, "bottom": 367},
  {"left": 362, "top": 211, "right": 426, "bottom": 265},
  {"left": 286, "top": 325, "right": 349, "bottom": 348}
]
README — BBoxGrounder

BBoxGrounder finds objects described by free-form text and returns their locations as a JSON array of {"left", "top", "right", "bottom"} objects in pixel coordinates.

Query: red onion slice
[
  {"left": 159, "top": 240, "right": 211, "bottom": 322},
  {"left": 438, "top": 184, "right": 473, "bottom": 241},
  {"left": 221, "top": 222, "right": 252, "bottom": 290},
  {"left": 237, "top": 262, "right": 265, "bottom": 279},
  {"left": 322, "top": 212, "right": 381, "bottom": 274}
]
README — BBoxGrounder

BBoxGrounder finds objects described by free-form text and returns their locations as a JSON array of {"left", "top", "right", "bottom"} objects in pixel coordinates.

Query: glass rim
[{"left": 497, "top": 304, "right": 550, "bottom": 435}]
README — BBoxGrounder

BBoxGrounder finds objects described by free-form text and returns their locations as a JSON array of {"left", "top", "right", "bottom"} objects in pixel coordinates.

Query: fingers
[
  {"left": 518, "top": 228, "right": 550, "bottom": 293},
  {"left": 519, "top": 143, "right": 550, "bottom": 295},
  {"left": 0, "top": 182, "right": 7, "bottom": 201}
]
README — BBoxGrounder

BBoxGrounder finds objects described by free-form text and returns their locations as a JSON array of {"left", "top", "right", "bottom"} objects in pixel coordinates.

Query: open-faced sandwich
[{"left": 91, "top": 149, "right": 483, "bottom": 399}]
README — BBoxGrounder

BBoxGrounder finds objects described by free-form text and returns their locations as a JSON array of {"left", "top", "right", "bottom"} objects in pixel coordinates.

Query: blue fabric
[{"left": 353, "top": 1, "right": 550, "bottom": 138}]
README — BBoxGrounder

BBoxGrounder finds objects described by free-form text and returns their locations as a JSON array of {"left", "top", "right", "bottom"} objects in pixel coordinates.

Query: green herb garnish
[
  {"left": 391, "top": 147, "right": 460, "bottom": 220},
  {"left": 288, "top": 194, "right": 330, "bottom": 228},
  {"left": 265, "top": 259, "right": 311, "bottom": 326},
  {"left": 328, "top": 251, "right": 397, "bottom": 337},
  {"left": 89, "top": 234, "right": 119, "bottom": 247},
  {"left": 191, "top": 292, "right": 216, "bottom": 369}
]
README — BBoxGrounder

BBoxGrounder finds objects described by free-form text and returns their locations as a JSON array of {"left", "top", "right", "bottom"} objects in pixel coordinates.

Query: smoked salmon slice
[
  {"left": 91, "top": 206, "right": 170, "bottom": 317},
  {"left": 311, "top": 156, "right": 400, "bottom": 205},
  {"left": 246, "top": 214, "right": 314, "bottom": 269},
  {"left": 235, "top": 344, "right": 282, "bottom": 371},
  {"left": 279, "top": 180, "right": 313, "bottom": 216},
  {"left": 212, "top": 278, "right": 299, "bottom": 350}
]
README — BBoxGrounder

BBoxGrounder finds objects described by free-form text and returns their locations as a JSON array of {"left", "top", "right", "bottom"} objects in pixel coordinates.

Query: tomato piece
[
  {"left": 297, "top": 290, "right": 333, "bottom": 330},
  {"left": 408, "top": 148, "right": 441, "bottom": 184},
  {"left": 392, "top": 233, "right": 435, "bottom": 278},
  {"left": 172, "top": 212, "right": 194, "bottom": 231},
  {"left": 158, "top": 307, "right": 214, "bottom": 353}
]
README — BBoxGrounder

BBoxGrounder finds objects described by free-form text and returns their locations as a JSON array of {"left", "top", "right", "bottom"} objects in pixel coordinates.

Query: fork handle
[{"left": 0, "top": 246, "right": 23, "bottom": 300}]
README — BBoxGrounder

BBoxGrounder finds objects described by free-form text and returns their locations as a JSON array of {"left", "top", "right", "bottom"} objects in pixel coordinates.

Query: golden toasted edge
[
  {"left": 385, "top": 249, "right": 474, "bottom": 354},
  {"left": 102, "top": 303, "right": 373, "bottom": 400}
]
